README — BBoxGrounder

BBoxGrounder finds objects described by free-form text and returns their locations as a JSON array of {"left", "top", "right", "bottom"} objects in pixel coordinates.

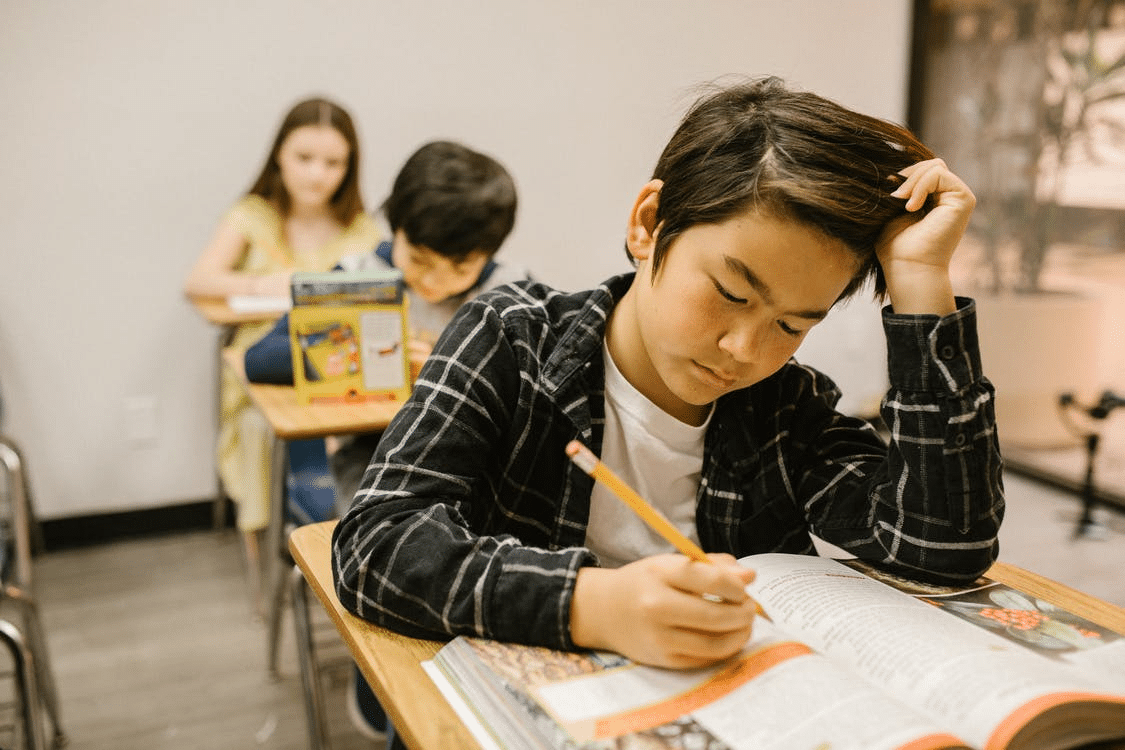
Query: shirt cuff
[{"left": 882, "top": 297, "right": 984, "bottom": 393}]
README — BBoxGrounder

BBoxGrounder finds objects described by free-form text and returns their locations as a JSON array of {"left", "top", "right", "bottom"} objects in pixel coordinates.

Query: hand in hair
[{"left": 877, "top": 158, "right": 975, "bottom": 316}]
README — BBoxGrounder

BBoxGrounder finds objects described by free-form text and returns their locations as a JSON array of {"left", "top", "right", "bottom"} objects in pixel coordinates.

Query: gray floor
[
  {"left": 22, "top": 528, "right": 381, "bottom": 750},
  {"left": 9, "top": 470, "right": 1125, "bottom": 749}
]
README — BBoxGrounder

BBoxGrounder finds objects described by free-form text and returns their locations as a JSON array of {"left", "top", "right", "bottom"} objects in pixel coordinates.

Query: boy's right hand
[{"left": 569, "top": 554, "right": 759, "bottom": 669}]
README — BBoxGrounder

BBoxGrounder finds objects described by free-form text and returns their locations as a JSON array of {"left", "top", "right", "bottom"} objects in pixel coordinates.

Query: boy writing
[{"left": 332, "top": 77, "right": 1004, "bottom": 670}]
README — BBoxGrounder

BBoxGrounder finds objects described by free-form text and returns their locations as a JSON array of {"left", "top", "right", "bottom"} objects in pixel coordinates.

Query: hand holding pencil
[{"left": 566, "top": 440, "right": 769, "bottom": 669}]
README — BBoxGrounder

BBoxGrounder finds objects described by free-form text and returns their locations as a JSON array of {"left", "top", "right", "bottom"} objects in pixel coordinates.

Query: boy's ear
[{"left": 626, "top": 180, "right": 663, "bottom": 261}]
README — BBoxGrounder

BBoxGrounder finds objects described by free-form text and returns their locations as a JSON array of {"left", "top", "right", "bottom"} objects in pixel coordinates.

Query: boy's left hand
[
  {"left": 877, "top": 158, "right": 976, "bottom": 315},
  {"left": 408, "top": 330, "right": 437, "bottom": 381}
]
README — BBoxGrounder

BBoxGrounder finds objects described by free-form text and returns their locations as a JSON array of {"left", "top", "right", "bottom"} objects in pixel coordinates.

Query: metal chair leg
[
  {"left": 0, "top": 440, "right": 65, "bottom": 747},
  {"left": 0, "top": 438, "right": 44, "bottom": 556},
  {"left": 0, "top": 618, "right": 47, "bottom": 750},
  {"left": 266, "top": 436, "right": 289, "bottom": 675},
  {"left": 0, "top": 439, "right": 37, "bottom": 589},
  {"left": 266, "top": 556, "right": 290, "bottom": 678},
  {"left": 5, "top": 590, "right": 65, "bottom": 747},
  {"left": 291, "top": 564, "right": 329, "bottom": 749}
]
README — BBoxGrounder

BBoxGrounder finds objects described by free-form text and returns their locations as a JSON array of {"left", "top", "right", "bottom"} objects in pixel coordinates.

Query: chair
[
  {"left": 0, "top": 436, "right": 66, "bottom": 748},
  {"left": 0, "top": 618, "right": 46, "bottom": 750}
]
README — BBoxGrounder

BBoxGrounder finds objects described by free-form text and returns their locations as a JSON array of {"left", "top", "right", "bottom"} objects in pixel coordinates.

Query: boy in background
[
  {"left": 245, "top": 139, "right": 524, "bottom": 504},
  {"left": 244, "top": 139, "right": 522, "bottom": 744}
]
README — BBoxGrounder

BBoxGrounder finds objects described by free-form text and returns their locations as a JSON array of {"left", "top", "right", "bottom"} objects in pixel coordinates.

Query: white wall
[{"left": 0, "top": 1, "right": 913, "bottom": 518}]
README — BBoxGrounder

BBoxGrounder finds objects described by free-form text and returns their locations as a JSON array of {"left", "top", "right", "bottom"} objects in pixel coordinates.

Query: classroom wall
[{"left": 0, "top": 1, "right": 913, "bottom": 519}]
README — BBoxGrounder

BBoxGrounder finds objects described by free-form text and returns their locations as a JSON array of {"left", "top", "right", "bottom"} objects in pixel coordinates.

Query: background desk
[
  {"left": 220, "top": 348, "right": 402, "bottom": 440},
  {"left": 289, "top": 520, "right": 1125, "bottom": 750}
]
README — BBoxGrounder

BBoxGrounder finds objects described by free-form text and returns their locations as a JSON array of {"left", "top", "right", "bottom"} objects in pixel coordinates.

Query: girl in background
[{"left": 185, "top": 98, "right": 380, "bottom": 605}]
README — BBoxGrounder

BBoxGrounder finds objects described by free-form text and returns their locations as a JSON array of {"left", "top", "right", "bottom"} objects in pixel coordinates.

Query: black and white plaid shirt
[{"left": 333, "top": 274, "right": 1004, "bottom": 649}]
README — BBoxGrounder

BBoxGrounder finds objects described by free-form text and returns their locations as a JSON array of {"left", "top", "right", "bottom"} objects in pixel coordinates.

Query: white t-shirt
[{"left": 584, "top": 341, "right": 711, "bottom": 568}]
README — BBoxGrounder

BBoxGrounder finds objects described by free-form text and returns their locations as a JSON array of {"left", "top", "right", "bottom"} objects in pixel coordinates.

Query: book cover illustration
[
  {"left": 839, "top": 560, "right": 1121, "bottom": 658},
  {"left": 289, "top": 269, "right": 411, "bottom": 404}
]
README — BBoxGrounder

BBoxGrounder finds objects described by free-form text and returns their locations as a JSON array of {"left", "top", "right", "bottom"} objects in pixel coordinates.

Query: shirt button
[
  {"left": 954, "top": 433, "right": 967, "bottom": 447},
  {"left": 940, "top": 345, "right": 956, "bottom": 360}
]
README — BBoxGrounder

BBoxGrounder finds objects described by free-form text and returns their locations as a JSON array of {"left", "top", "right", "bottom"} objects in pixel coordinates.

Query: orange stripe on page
[
  {"left": 984, "top": 691, "right": 1125, "bottom": 750},
  {"left": 585, "top": 641, "right": 813, "bottom": 740}
]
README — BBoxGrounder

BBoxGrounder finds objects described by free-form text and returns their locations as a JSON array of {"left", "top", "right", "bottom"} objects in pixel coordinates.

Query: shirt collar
[{"left": 540, "top": 273, "right": 633, "bottom": 396}]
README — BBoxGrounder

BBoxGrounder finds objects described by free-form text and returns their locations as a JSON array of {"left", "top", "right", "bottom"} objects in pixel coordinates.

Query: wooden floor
[
  {"left": 4, "top": 469, "right": 1123, "bottom": 750},
  {"left": 14, "top": 528, "right": 382, "bottom": 750}
]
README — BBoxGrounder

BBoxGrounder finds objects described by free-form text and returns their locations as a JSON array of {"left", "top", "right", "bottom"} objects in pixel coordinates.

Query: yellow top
[{"left": 225, "top": 194, "right": 381, "bottom": 278}]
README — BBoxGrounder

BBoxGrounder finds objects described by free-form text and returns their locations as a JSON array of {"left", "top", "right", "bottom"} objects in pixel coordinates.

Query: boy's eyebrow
[{"left": 723, "top": 255, "right": 830, "bottom": 321}]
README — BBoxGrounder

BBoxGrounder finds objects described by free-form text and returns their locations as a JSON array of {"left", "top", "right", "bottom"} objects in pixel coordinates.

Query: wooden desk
[
  {"left": 289, "top": 520, "right": 1125, "bottom": 750},
  {"left": 221, "top": 348, "right": 401, "bottom": 440}
]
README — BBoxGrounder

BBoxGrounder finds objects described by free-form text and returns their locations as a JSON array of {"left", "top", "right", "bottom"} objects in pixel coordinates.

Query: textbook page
[
  {"left": 430, "top": 632, "right": 967, "bottom": 750},
  {"left": 742, "top": 554, "right": 1125, "bottom": 749},
  {"left": 535, "top": 628, "right": 965, "bottom": 750}
]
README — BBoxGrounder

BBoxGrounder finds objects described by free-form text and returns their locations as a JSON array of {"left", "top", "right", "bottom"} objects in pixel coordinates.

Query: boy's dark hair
[
  {"left": 382, "top": 141, "right": 518, "bottom": 261},
  {"left": 644, "top": 76, "right": 936, "bottom": 300},
  {"left": 248, "top": 97, "right": 366, "bottom": 225}
]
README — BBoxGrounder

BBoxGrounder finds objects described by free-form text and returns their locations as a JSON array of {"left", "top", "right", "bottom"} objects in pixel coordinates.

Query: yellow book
[{"left": 288, "top": 269, "right": 411, "bottom": 404}]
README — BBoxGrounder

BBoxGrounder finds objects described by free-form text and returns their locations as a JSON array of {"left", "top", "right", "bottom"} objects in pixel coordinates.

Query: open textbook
[{"left": 424, "top": 553, "right": 1125, "bottom": 750}]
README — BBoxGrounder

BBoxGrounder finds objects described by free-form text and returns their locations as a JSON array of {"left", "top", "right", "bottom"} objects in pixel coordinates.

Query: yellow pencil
[{"left": 566, "top": 439, "right": 771, "bottom": 621}]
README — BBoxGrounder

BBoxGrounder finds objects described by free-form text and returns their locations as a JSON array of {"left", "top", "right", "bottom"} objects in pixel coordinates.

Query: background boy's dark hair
[
  {"left": 382, "top": 140, "right": 518, "bottom": 262},
  {"left": 636, "top": 76, "right": 936, "bottom": 301},
  {"left": 248, "top": 97, "right": 366, "bottom": 225}
]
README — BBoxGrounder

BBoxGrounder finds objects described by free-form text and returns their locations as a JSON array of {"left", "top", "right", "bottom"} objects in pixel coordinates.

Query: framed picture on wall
[{"left": 908, "top": 0, "right": 1125, "bottom": 294}]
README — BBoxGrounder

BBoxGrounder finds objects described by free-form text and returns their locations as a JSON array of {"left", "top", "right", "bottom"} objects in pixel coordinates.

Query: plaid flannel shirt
[{"left": 333, "top": 274, "right": 1004, "bottom": 650}]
